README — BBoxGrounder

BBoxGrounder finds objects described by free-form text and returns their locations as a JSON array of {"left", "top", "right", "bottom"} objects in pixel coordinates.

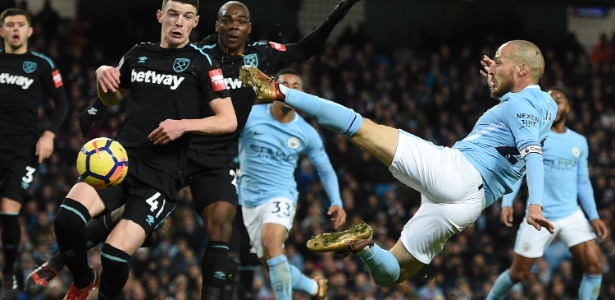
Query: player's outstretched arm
[{"left": 291, "top": 0, "right": 361, "bottom": 60}]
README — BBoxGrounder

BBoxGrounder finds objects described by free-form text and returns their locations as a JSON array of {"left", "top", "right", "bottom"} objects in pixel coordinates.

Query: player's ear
[
  {"left": 248, "top": 22, "right": 252, "bottom": 34},
  {"left": 27, "top": 26, "right": 33, "bottom": 38},
  {"left": 157, "top": 10, "right": 163, "bottom": 23},
  {"left": 215, "top": 20, "right": 220, "bottom": 32},
  {"left": 193, "top": 15, "right": 199, "bottom": 28}
]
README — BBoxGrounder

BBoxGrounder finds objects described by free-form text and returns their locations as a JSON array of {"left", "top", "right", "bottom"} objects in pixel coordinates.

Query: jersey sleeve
[
  {"left": 196, "top": 50, "right": 230, "bottom": 103},
  {"left": 304, "top": 125, "right": 342, "bottom": 207},
  {"left": 117, "top": 45, "right": 139, "bottom": 90},
  {"left": 37, "top": 55, "right": 68, "bottom": 134},
  {"left": 577, "top": 137, "right": 599, "bottom": 220}
]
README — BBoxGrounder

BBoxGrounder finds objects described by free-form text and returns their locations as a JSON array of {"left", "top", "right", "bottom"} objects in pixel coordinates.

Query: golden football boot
[
  {"left": 239, "top": 65, "right": 286, "bottom": 102},
  {"left": 306, "top": 221, "right": 373, "bottom": 254},
  {"left": 313, "top": 277, "right": 328, "bottom": 300}
]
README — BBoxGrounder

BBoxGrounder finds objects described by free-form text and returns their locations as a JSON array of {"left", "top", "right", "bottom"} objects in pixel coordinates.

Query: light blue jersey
[
  {"left": 238, "top": 104, "right": 342, "bottom": 208},
  {"left": 453, "top": 85, "right": 557, "bottom": 206},
  {"left": 503, "top": 128, "right": 599, "bottom": 221}
]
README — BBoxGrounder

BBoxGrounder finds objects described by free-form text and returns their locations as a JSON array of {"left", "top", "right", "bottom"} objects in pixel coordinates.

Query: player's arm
[
  {"left": 500, "top": 177, "right": 523, "bottom": 227},
  {"left": 78, "top": 98, "right": 107, "bottom": 137},
  {"left": 576, "top": 138, "right": 608, "bottom": 240},
  {"left": 177, "top": 96, "right": 237, "bottom": 135},
  {"left": 37, "top": 62, "right": 69, "bottom": 163},
  {"left": 304, "top": 127, "right": 346, "bottom": 230},
  {"left": 285, "top": 0, "right": 361, "bottom": 60},
  {"left": 503, "top": 98, "right": 553, "bottom": 233},
  {"left": 96, "top": 65, "right": 129, "bottom": 106}
]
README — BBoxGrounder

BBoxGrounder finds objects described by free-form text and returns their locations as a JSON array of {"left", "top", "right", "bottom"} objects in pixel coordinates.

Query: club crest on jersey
[
  {"left": 572, "top": 146, "right": 581, "bottom": 158},
  {"left": 287, "top": 137, "right": 300, "bottom": 149},
  {"left": 23, "top": 61, "right": 37, "bottom": 73},
  {"left": 243, "top": 54, "right": 258, "bottom": 67},
  {"left": 173, "top": 58, "right": 190, "bottom": 72}
]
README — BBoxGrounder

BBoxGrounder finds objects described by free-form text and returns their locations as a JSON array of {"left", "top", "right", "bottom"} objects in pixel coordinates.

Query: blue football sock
[
  {"left": 357, "top": 244, "right": 400, "bottom": 287},
  {"left": 289, "top": 264, "right": 318, "bottom": 296},
  {"left": 266, "top": 255, "right": 292, "bottom": 300},
  {"left": 285, "top": 89, "right": 363, "bottom": 138},
  {"left": 487, "top": 270, "right": 514, "bottom": 300},
  {"left": 579, "top": 273, "right": 602, "bottom": 300}
]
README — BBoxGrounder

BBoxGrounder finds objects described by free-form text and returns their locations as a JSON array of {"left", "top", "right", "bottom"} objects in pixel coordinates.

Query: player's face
[
  {"left": 278, "top": 73, "right": 303, "bottom": 111},
  {"left": 0, "top": 14, "right": 32, "bottom": 52},
  {"left": 215, "top": 4, "right": 251, "bottom": 54},
  {"left": 549, "top": 89, "right": 570, "bottom": 124},
  {"left": 157, "top": 0, "right": 199, "bottom": 49},
  {"left": 489, "top": 43, "right": 517, "bottom": 99}
]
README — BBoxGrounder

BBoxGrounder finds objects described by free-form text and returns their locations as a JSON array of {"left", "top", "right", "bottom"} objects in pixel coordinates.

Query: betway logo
[
  {"left": 131, "top": 69, "right": 184, "bottom": 90},
  {"left": 0, "top": 73, "right": 34, "bottom": 90},
  {"left": 224, "top": 77, "right": 244, "bottom": 89}
]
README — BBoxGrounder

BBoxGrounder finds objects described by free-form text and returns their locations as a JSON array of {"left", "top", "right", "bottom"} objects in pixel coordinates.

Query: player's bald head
[
  {"left": 505, "top": 40, "right": 545, "bottom": 82},
  {"left": 218, "top": 1, "right": 250, "bottom": 20}
]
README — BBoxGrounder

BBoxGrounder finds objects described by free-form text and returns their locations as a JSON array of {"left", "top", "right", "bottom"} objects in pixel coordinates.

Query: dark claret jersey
[
  {"left": 0, "top": 50, "right": 68, "bottom": 145},
  {"left": 116, "top": 42, "right": 229, "bottom": 178},
  {"left": 193, "top": 35, "right": 318, "bottom": 159}
]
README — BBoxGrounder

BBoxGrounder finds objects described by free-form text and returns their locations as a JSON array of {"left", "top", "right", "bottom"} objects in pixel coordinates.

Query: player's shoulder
[
  {"left": 29, "top": 51, "right": 57, "bottom": 69},
  {"left": 564, "top": 128, "right": 587, "bottom": 142}
]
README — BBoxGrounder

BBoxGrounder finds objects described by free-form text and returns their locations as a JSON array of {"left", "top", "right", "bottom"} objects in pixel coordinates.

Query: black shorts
[
  {"left": 97, "top": 174, "right": 177, "bottom": 235},
  {"left": 186, "top": 151, "right": 238, "bottom": 215},
  {"left": 0, "top": 145, "right": 38, "bottom": 203}
]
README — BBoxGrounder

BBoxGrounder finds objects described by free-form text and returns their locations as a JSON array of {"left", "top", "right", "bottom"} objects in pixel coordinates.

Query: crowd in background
[{"left": 3, "top": 1, "right": 615, "bottom": 299}]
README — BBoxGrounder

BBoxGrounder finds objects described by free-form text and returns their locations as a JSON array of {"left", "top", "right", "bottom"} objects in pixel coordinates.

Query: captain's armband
[{"left": 520, "top": 145, "right": 542, "bottom": 159}]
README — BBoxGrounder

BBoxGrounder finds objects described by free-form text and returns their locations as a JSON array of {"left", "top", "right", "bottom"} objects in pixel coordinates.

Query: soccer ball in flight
[{"left": 76, "top": 137, "right": 128, "bottom": 189}]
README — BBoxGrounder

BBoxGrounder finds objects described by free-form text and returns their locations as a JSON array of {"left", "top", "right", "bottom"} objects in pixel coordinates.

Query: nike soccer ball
[{"left": 76, "top": 137, "right": 129, "bottom": 189}]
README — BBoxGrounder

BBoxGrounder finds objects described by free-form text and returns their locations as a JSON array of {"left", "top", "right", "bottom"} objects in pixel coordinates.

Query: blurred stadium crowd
[{"left": 3, "top": 1, "right": 615, "bottom": 299}]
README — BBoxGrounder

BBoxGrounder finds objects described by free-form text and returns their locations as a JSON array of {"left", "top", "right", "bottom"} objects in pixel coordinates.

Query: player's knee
[{"left": 55, "top": 198, "right": 91, "bottom": 232}]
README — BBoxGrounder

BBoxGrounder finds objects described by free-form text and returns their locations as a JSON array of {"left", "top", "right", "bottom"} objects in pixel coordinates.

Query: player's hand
[
  {"left": 148, "top": 119, "right": 185, "bottom": 145},
  {"left": 479, "top": 55, "right": 495, "bottom": 90},
  {"left": 96, "top": 66, "right": 121, "bottom": 93},
  {"left": 500, "top": 206, "right": 514, "bottom": 227},
  {"left": 326, "top": 0, "right": 361, "bottom": 24},
  {"left": 36, "top": 130, "right": 55, "bottom": 163},
  {"left": 328, "top": 205, "right": 347, "bottom": 230},
  {"left": 78, "top": 99, "right": 106, "bottom": 137},
  {"left": 591, "top": 218, "right": 609, "bottom": 241},
  {"left": 526, "top": 204, "right": 555, "bottom": 234}
]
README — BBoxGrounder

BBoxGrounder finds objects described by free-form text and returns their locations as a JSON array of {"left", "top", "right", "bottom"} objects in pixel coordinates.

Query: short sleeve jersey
[
  {"left": 115, "top": 42, "right": 229, "bottom": 177},
  {"left": 238, "top": 104, "right": 326, "bottom": 207},
  {"left": 192, "top": 35, "right": 306, "bottom": 157},
  {"left": 0, "top": 50, "right": 64, "bottom": 144}
]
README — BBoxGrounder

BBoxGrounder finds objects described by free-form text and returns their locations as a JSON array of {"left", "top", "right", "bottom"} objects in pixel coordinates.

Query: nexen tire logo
[{"left": 131, "top": 69, "right": 184, "bottom": 90}]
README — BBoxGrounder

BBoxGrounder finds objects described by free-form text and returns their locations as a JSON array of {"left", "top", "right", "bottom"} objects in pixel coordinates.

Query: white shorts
[
  {"left": 392, "top": 131, "right": 486, "bottom": 264},
  {"left": 514, "top": 209, "right": 596, "bottom": 258},
  {"left": 242, "top": 197, "right": 296, "bottom": 258}
]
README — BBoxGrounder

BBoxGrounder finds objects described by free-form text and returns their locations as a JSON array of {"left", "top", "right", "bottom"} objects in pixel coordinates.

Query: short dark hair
[
  {"left": 162, "top": 0, "right": 199, "bottom": 11},
  {"left": 548, "top": 87, "right": 571, "bottom": 105},
  {"left": 275, "top": 67, "right": 301, "bottom": 79},
  {"left": 217, "top": 1, "right": 250, "bottom": 21},
  {"left": 0, "top": 8, "right": 31, "bottom": 27}
]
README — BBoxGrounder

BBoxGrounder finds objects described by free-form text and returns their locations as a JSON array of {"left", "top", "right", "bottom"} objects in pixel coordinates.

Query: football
[{"left": 76, "top": 137, "right": 129, "bottom": 189}]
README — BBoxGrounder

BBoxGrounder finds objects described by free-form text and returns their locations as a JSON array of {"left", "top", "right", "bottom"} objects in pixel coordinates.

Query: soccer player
[
  {"left": 486, "top": 87, "right": 608, "bottom": 300},
  {"left": 239, "top": 68, "right": 346, "bottom": 300},
  {"left": 239, "top": 39, "right": 557, "bottom": 288},
  {"left": 53, "top": 0, "right": 236, "bottom": 299},
  {"left": 27, "top": 1, "right": 360, "bottom": 299},
  {"left": 0, "top": 8, "right": 68, "bottom": 299}
]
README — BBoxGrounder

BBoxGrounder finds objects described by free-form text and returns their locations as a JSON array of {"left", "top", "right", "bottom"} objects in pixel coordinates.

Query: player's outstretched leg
[
  {"left": 308, "top": 222, "right": 401, "bottom": 287},
  {"left": 240, "top": 65, "right": 363, "bottom": 139}
]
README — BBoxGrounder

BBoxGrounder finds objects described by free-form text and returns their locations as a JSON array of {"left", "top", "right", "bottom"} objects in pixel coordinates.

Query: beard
[{"left": 491, "top": 71, "right": 515, "bottom": 99}]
